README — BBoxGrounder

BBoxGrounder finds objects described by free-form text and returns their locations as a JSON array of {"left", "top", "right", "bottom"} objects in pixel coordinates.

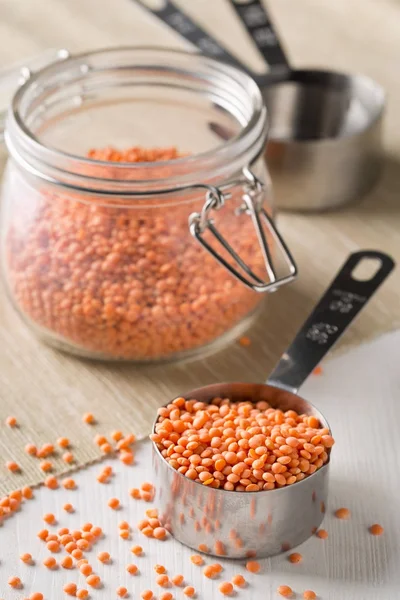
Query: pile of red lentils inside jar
[
  {"left": 6, "top": 146, "right": 266, "bottom": 361},
  {"left": 151, "top": 397, "right": 334, "bottom": 491}
]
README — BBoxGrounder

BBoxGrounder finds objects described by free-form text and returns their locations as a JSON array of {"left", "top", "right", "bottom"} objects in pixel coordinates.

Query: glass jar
[{"left": 1, "top": 47, "right": 296, "bottom": 362}]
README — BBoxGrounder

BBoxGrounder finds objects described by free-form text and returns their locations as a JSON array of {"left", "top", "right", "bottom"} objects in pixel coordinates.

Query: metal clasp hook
[{"left": 189, "top": 168, "right": 298, "bottom": 292}]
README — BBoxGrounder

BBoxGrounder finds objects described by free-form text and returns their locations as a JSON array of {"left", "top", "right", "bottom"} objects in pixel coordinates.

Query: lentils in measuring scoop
[{"left": 151, "top": 397, "right": 334, "bottom": 491}]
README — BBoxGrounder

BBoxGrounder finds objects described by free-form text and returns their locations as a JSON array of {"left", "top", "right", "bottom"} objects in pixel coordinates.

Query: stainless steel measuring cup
[
  {"left": 135, "top": 0, "right": 386, "bottom": 212},
  {"left": 152, "top": 250, "right": 395, "bottom": 558}
]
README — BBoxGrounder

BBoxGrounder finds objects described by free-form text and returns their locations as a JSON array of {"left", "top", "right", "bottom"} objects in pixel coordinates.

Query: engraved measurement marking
[
  {"left": 329, "top": 289, "right": 366, "bottom": 313},
  {"left": 306, "top": 323, "right": 339, "bottom": 344}
]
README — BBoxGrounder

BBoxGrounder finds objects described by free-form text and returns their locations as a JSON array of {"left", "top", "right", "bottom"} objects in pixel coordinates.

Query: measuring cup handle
[
  {"left": 267, "top": 251, "right": 395, "bottom": 393},
  {"left": 133, "top": 0, "right": 248, "bottom": 72},
  {"left": 230, "top": 0, "right": 290, "bottom": 69}
]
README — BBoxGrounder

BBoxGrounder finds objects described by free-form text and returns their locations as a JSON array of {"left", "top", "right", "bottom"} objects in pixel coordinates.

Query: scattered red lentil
[
  {"left": 45, "top": 475, "right": 58, "bottom": 490},
  {"left": 334, "top": 507, "right": 350, "bottom": 519},
  {"left": 43, "top": 556, "right": 57, "bottom": 569},
  {"left": 62, "top": 478, "right": 77, "bottom": 490},
  {"left": 183, "top": 587, "right": 195, "bottom": 598},
  {"left": 152, "top": 398, "right": 334, "bottom": 491},
  {"left": 46, "top": 540, "right": 60, "bottom": 553},
  {"left": 288, "top": 552, "right": 302, "bottom": 563},
  {"left": 63, "top": 583, "right": 77, "bottom": 596},
  {"left": 63, "top": 452, "right": 74, "bottom": 464},
  {"left": 141, "top": 591, "right": 153, "bottom": 600},
  {"left": 316, "top": 529, "right": 328, "bottom": 539},
  {"left": 95, "top": 435, "right": 108, "bottom": 446},
  {"left": 22, "top": 486, "right": 33, "bottom": 499},
  {"left": 130, "top": 488, "right": 141, "bottom": 499},
  {"left": 43, "top": 513, "right": 56, "bottom": 525},
  {"left": 246, "top": 560, "right": 260, "bottom": 573},
  {"left": 20, "top": 553, "right": 32, "bottom": 564},
  {"left": 61, "top": 555, "right": 74, "bottom": 569},
  {"left": 120, "top": 529, "right": 130, "bottom": 539},
  {"left": 312, "top": 366, "right": 323, "bottom": 376},
  {"left": 8, "top": 576, "right": 22, "bottom": 588},
  {"left": 127, "top": 563, "right": 139, "bottom": 575},
  {"left": 190, "top": 554, "right": 204, "bottom": 566},
  {"left": 232, "top": 574, "right": 246, "bottom": 587},
  {"left": 303, "top": 591, "right": 317, "bottom": 600},
  {"left": 83, "top": 412, "right": 95, "bottom": 424},
  {"left": 108, "top": 497, "right": 120, "bottom": 509},
  {"left": 6, "top": 461, "right": 20, "bottom": 472},
  {"left": 72, "top": 549, "right": 83, "bottom": 560},
  {"left": 101, "top": 442, "right": 113, "bottom": 454},
  {"left": 98, "top": 551, "right": 111, "bottom": 563},
  {"left": 77, "top": 590, "right": 89, "bottom": 600},
  {"left": 131, "top": 545, "right": 143, "bottom": 556},
  {"left": 218, "top": 582, "right": 234, "bottom": 596},
  {"left": 156, "top": 574, "right": 170, "bottom": 587},
  {"left": 80, "top": 563, "right": 93, "bottom": 576},
  {"left": 117, "top": 587, "right": 128, "bottom": 598},
  {"left": 30, "top": 593, "right": 44, "bottom": 600},
  {"left": 238, "top": 336, "right": 251, "bottom": 347},
  {"left": 40, "top": 460, "right": 53, "bottom": 472},
  {"left": 153, "top": 527, "right": 168, "bottom": 540},
  {"left": 63, "top": 503, "right": 74, "bottom": 513},
  {"left": 154, "top": 564, "right": 167, "bottom": 574},
  {"left": 203, "top": 565, "right": 218, "bottom": 579},
  {"left": 120, "top": 451, "right": 134, "bottom": 465},
  {"left": 160, "top": 593, "right": 173, "bottom": 600},
  {"left": 25, "top": 443, "right": 37, "bottom": 456},
  {"left": 171, "top": 574, "right": 184, "bottom": 586},
  {"left": 277, "top": 585, "right": 294, "bottom": 598},
  {"left": 86, "top": 574, "right": 101, "bottom": 588},
  {"left": 370, "top": 523, "right": 384, "bottom": 536},
  {"left": 37, "top": 529, "right": 49, "bottom": 541},
  {"left": 77, "top": 539, "right": 90, "bottom": 551},
  {"left": 91, "top": 525, "right": 103, "bottom": 537},
  {"left": 65, "top": 541, "right": 78, "bottom": 553},
  {"left": 6, "top": 415, "right": 18, "bottom": 427},
  {"left": 57, "top": 436, "right": 70, "bottom": 448}
]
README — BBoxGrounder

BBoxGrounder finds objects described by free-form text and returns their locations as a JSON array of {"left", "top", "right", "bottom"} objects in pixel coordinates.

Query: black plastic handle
[
  {"left": 268, "top": 251, "right": 395, "bottom": 393},
  {"left": 132, "top": 0, "right": 247, "bottom": 71},
  {"left": 230, "top": 0, "right": 289, "bottom": 69}
]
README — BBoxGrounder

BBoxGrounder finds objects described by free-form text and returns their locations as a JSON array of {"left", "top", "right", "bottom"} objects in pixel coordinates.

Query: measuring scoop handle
[
  {"left": 230, "top": 0, "right": 289, "bottom": 69},
  {"left": 267, "top": 251, "right": 395, "bottom": 393},
  {"left": 133, "top": 0, "right": 247, "bottom": 71}
]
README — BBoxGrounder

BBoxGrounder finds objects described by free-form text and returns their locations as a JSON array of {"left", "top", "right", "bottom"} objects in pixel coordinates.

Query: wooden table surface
[{"left": 1, "top": 330, "right": 400, "bottom": 600}]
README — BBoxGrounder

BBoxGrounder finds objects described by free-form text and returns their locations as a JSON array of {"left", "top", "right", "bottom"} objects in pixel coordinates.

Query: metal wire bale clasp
[{"left": 189, "top": 168, "right": 298, "bottom": 292}]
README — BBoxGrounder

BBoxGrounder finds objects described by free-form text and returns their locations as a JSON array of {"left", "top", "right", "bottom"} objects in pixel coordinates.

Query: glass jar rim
[{"left": 5, "top": 46, "right": 267, "bottom": 196}]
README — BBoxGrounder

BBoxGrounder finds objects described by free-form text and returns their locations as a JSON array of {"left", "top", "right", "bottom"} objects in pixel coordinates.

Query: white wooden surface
[{"left": 1, "top": 330, "right": 399, "bottom": 600}]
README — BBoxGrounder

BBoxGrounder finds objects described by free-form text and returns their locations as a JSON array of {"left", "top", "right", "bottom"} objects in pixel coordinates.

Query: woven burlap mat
[{"left": 0, "top": 0, "right": 399, "bottom": 495}]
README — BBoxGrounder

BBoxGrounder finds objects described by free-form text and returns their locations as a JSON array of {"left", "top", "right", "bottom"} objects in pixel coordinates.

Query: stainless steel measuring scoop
[
  {"left": 135, "top": 0, "right": 386, "bottom": 212},
  {"left": 152, "top": 250, "right": 395, "bottom": 558}
]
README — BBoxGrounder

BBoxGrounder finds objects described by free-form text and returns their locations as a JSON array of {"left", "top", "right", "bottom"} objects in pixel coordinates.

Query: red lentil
[
  {"left": 22, "top": 486, "right": 33, "bottom": 499},
  {"left": 238, "top": 336, "right": 251, "bottom": 347},
  {"left": 45, "top": 475, "right": 58, "bottom": 490},
  {"left": 101, "top": 443, "right": 113, "bottom": 454},
  {"left": 43, "top": 556, "right": 57, "bottom": 569},
  {"left": 72, "top": 549, "right": 83, "bottom": 560},
  {"left": 80, "top": 563, "right": 93, "bottom": 576},
  {"left": 63, "top": 583, "right": 77, "bottom": 596},
  {"left": 171, "top": 574, "right": 184, "bottom": 586},
  {"left": 63, "top": 503, "right": 74, "bottom": 512},
  {"left": 8, "top": 576, "right": 22, "bottom": 588},
  {"left": 277, "top": 585, "right": 293, "bottom": 597},
  {"left": 77, "top": 539, "right": 90, "bottom": 551},
  {"left": 63, "top": 452, "right": 74, "bottom": 463},
  {"left": 218, "top": 582, "right": 234, "bottom": 596},
  {"left": 6, "top": 460, "right": 20, "bottom": 472},
  {"left": 6, "top": 415, "right": 18, "bottom": 427},
  {"left": 46, "top": 540, "right": 60, "bottom": 553},
  {"left": 152, "top": 398, "right": 334, "bottom": 491},
  {"left": 190, "top": 554, "right": 204, "bottom": 566},
  {"left": 20, "top": 553, "right": 33, "bottom": 564},
  {"left": 183, "top": 587, "right": 195, "bottom": 597},
  {"left": 246, "top": 560, "right": 260, "bottom": 573},
  {"left": 232, "top": 574, "right": 246, "bottom": 587},
  {"left": 153, "top": 526, "right": 167, "bottom": 540},
  {"left": 97, "top": 551, "right": 111, "bottom": 563},
  {"left": 40, "top": 460, "right": 53, "bottom": 472},
  {"left": 57, "top": 437, "right": 70, "bottom": 448},
  {"left": 117, "top": 587, "right": 128, "bottom": 598},
  {"left": 91, "top": 526, "right": 103, "bottom": 537},
  {"left": 30, "top": 593, "right": 44, "bottom": 600},
  {"left": 62, "top": 478, "right": 77, "bottom": 490},
  {"left": 335, "top": 507, "right": 350, "bottom": 519},
  {"left": 316, "top": 529, "right": 328, "bottom": 539},
  {"left": 77, "top": 590, "right": 89, "bottom": 599},
  {"left": 288, "top": 552, "right": 302, "bottom": 563},
  {"left": 37, "top": 529, "right": 49, "bottom": 541},
  {"left": 160, "top": 594, "right": 173, "bottom": 600},
  {"left": 61, "top": 555, "right": 74, "bottom": 569},
  {"left": 131, "top": 545, "right": 143, "bottom": 556},
  {"left": 43, "top": 513, "right": 56, "bottom": 525},
  {"left": 86, "top": 574, "right": 101, "bottom": 588},
  {"left": 83, "top": 412, "right": 95, "bottom": 424},
  {"left": 120, "top": 451, "right": 134, "bottom": 465},
  {"left": 156, "top": 574, "right": 170, "bottom": 587},
  {"left": 203, "top": 565, "right": 218, "bottom": 579},
  {"left": 25, "top": 443, "right": 37, "bottom": 456},
  {"left": 303, "top": 591, "right": 317, "bottom": 600},
  {"left": 120, "top": 529, "right": 130, "bottom": 539},
  {"left": 95, "top": 435, "right": 108, "bottom": 446},
  {"left": 127, "top": 563, "right": 139, "bottom": 575},
  {"left": 108, "top": 497, "right": 120, "bottom": 509},
  {"left": 154, "top": 564, "right": 167, "bottom": 574},
  {"left": 141, "top": 591, "right": 153, "bottom": 600},
  {"left": 370, "top": 523, "right": 384, "bottom": 536},
  {"left": 130, "top": 488, "right": 141, "bottom": 499}
]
